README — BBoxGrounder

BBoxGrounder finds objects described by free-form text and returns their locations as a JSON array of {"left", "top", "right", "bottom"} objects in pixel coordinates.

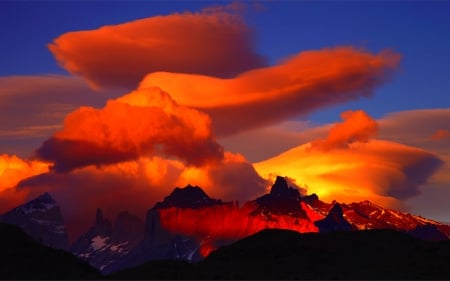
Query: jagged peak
[
  {"left": 152, "top": 184, "right": 222, "bottom": 210},
  {"left": 252, "top": 176, "right": 306, "bottom": 218},
  {"left": 16, "top": 192, "right": 57, "bottom": 215},
  {"left": 171, "top": 184, "right": 208, "bottom": 197},
  {"left": 270, "top": 176, "right": 289, "bottom": 195},
  {"left": 329, "top": 203, "right": 344, "bottom": 216},
  {"left": 269, "top": 176, "right": 301, "bottom": 198},
  {"left": 37, "top": 192, "right": 55, "bottom": 202},
  {"left": 302, "top": 193, "right": 319, "bottom": 201}
]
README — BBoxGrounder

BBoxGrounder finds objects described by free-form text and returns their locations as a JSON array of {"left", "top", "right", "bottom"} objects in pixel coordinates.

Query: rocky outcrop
[{"left": 0, "top": 192, "right": 69, "bottom": 250}]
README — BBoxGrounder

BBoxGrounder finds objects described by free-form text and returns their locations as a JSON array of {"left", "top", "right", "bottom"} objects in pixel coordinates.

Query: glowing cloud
[
  {"left": 254, "top": 110, "right": 443, "bottom": 209},
  {"left": 7, "top": 152, "right": 266, "bottom": 241},
  {"left": 48, "top": 6, "right": 265, "bottom": 89},
  {"left": 35, "top": 87, "right": 224, "bottom": 173},
  {"left": 140, "top": 47, "right": 400, "bottom": 136},
  {"left": 0, "top": 154, "right": 49, "bottom": 212},
  {"left": 310, "top": 110, "right": 378, "bottom": 150},
  {"left": 0, "top": 154, "right": 49, "bottom": 193}
]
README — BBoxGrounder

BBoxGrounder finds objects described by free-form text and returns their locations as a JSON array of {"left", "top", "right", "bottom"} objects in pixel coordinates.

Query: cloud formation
[
  {"left": 140, "top": 47, "right": 400, "bottom": 136},
  {"left": 222, "top": 108, "right": 450, "bottom": 221},
  {"left": 48, "top": 6, "right": 265, "bottom": 89},
  {"left": 0, "top": 154, "right": 49, "bottom": 193},
  {"left": 254, "top": 110, "right": 443, "bottom": 210},
  {"left": 0, "top": 75, "right": 120, "bottom": 157},
  {"left": 310, "top": 110, "right": 379, "bottom": 150},
  {"left": 0, "top": 154, "right": 49, "bottom": 212},
  {"left": 2, "top": 152, "right": 266, "bottom": 241},
  {"left": 377, "top": 109, "right": 450, "bottom": 221},
  {"left": 35, "top": 87, "right": 224, "bottom": 173},
  {"left": 431, "top": 129, "right": 450, "bottom": 140}
]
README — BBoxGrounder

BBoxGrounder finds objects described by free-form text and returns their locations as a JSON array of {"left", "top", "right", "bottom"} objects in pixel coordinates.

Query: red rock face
[{"left": 157, "top": 201, "right": 320, "bottom": 257}]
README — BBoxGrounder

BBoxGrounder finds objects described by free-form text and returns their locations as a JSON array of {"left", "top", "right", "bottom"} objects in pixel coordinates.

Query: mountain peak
[
  {"left": 315, "top": 203, "right": 353, "bottom": 233},
  {"left": 252, "top": 176, "right": 306, "bottom": 218},
  {"left": 152, "top": 185, "right": 222, "bottom": 209},
  {"left": 19, "top": 192, "right": 57, "bottom": 215},
  {"left": 270, "top": 176, "right": 289, "bottom": 195},
  {"left": 0, "top": 192, "right": 68, "bottom": 249}
]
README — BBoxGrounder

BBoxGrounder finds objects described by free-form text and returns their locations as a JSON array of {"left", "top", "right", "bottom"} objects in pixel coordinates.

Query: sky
[{"left": 1, "top": 1, "right": 450, "bottom": 238}]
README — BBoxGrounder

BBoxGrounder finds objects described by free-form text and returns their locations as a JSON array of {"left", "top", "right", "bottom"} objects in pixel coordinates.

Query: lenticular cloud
[{"left": 48, "top": 7, "right": 265, "bottom": 90}]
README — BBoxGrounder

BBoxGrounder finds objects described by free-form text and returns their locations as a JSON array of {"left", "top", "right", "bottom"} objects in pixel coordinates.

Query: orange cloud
[
  {"left": 48, "top": 6, "right": 265, "bottom": 89},
  {"left": 255, "top": 140, "right": 442, "bottom": 210},
  {"left": 310, "top": 110, "right": 378, "bottom": 150},
  {"left": 254, "top": 110, "right": 443, "bottom": 210},
  {"left": 35, "top": 87, "right": 224, "bottom": 173},
  {"left": 140, "top": 47, "right": 400, "bottom": 136},
  {"left": 224, "top": 108, "right": 450, "bottom": 221},
  {"left": 6, "top": 152, "right": 266, "bottom": 242},
  {"left": 0, "top": 154, "right": 49, "bottom": 193},
  {"left": 0, "top": 154, "right": 49, "bottom": 212},
  {"left": 431, "top": 129, "right": 450, "bottom": 140}
]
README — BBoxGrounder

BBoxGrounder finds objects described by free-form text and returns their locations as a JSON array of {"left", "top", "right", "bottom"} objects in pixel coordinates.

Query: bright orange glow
[
  {"left": 254, "top": 110, "right": 442, "bottom": 209},
  {"left": 0, "top": 154, "right": 49, "bottom": 193},
  {"left": 157, "top": 201, "right": 319, "bottom": 257},
  {"left": 12, "top": 152, "right": 266, "bottom": 242},
  {"left": 0, "top": 154, "right": 50, "bottom": 214},
  {"left": 35, "top": 87, "right": 224, "bottom": 172},
  {"left": 255, "top": 140, "right": 441, "bottom": 209},
  {"left": 140, "top": 47, "right": 400, "bottom": 135},
  {"left": 48, "top": 5, "right": 264, "bottom": 89},
  {"left": 310, "top": 110, "right": 378, "bottom": 150}
]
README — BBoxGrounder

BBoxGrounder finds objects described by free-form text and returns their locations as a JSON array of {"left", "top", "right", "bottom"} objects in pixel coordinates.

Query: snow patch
[
  {"left": 91, "top": 236, "right": 108, "bottom": 251},
  {"left": 110, "top": 241, "right": 129, "bottom": 253}
]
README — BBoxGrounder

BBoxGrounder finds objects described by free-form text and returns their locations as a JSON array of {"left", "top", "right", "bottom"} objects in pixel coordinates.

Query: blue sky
[{"left": 1, "top": 1, "right": 449, "bottom": 124}]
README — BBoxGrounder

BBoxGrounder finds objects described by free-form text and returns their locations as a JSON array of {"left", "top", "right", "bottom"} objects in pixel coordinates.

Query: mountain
[
  {"left": 339, "top": 200, "right": 450, "bottom": 239},
  {"left": 3, "top": 176, "right": 449, "bottom": 277},
  {"left": 153, "top": 184, "right": 223, "bottom": 209},
  {"left": 0, "top": 192, "right": 69, "bottom": 250},
  {"left": 314, "top": 203, "right": 353, "bottom": 232},
  {"left": 110, "top": 228, "right": 450, "bottom": 279},
  {"left": 101, "top": 177, "right": 450, "bottom": 274},
  {"left": 71, "top": 208, "right": 144, "bottom": 273},
  {"left": 103, "top": 185, "right": 226, "bottom": 274},
  {"left": 250, "top": 176, "right": 307, "bottom": 218},
  {"left": 0, "top": 222, "right": 100, "bottom": 279},
  {"left": 300, "top": 191, "right": 450, "bottom": 240}
]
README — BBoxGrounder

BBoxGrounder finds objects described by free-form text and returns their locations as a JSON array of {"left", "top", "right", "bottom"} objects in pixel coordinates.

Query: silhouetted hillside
[
  {"left": 110, "top": 229, "right": 450, "bottom": 280},
  {"left": 0, "top": 223, "right": 101, "bottom": 280}
]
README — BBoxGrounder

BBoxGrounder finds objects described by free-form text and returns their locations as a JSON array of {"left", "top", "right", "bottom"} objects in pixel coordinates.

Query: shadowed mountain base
[
  {"left": 0, "top": 223, "right": 100, "bottom": 280},
  {"left": 110, "top": 229, "right": 450, "bottom": 280}
]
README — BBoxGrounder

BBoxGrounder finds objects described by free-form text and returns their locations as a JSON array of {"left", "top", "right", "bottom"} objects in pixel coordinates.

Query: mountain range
[{"left": 1, "top": 175, "right": 449, "bottom": 279}]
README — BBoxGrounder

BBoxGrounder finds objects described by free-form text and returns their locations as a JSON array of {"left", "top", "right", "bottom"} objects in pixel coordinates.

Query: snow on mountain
[
  {"left": 303, "top": 195, "right": 450, "bottom": 240},
  {"left": 0, "top": 192, "right": 69, "bottom": 250},
  {"left": 71, "top": 208, "right": 144, "bottom": 273},
  {"left": 106, "top": 185, "right": 224, "bottom": 274}
]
